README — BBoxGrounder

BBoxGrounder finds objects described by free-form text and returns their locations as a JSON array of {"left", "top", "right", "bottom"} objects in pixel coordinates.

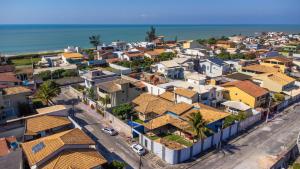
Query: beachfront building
[
  {"left": 222, "top": 80, "right": 269, "bottom": 108},
  {"left": 0, "top": 86, "right": 31, "bottom": 121},
  {"left": 199, "top": 58, "right": 230, "bottom": 77},
  {"left": 21, "top": 128, "right": 107, "bottom": 169},
  {"left": 61, "top": 52, "right": 84, "bottom": 64},
  {"left": 96, "top": 76, "right": 146, "bottom": 108}
]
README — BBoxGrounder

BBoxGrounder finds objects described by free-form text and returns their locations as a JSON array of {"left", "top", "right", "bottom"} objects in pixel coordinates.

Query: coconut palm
[
  {"left": 36, "top": 80, "right": 61, "bottom": 105},
  {"left": 86, "top": 88, "right": 95, "bottom": 100},
  {"left": 89, "top": 35, "right": 101, "bottom": 49},
  {"left": 99, "top": 95, "right": 110, "bottom": 109},
  {"left": 145, "top": 26, "right": 156, "bottom": 42},
  {"left": 187, "top": 111, "right": 207, "bottom": 142}
]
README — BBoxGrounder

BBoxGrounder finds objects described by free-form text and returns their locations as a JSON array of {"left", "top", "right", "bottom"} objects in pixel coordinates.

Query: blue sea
[{"left": 0, "top": 24, "right": 300, "bottom": 55}]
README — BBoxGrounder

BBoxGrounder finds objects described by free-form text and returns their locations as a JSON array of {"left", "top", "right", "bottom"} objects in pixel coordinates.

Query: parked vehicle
[
  {"left": 101, "top": 127, "right": 118, "bottom": 136},
  {"left": 131, "top": 143, "right": 146, "bottom": 156}
]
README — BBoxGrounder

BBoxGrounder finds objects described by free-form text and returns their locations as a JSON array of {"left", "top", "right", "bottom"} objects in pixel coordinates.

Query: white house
[
  {"left": 185, "top": 72, "right": 206, "bottom": 85},
  {"left": 151, "top": 60, "right": 184, "bottom": 79},
  {"left": 122, "top": 48, "right": 144, "bottom": 61},
  {"left": 199, "top": 58, "right": 230, "bottom": 77},
  {"left": 81, "top": 69, "right": 118, "bottom": 89}
]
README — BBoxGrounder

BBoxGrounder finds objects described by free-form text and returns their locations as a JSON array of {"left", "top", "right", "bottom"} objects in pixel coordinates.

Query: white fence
[{"left": 135, "top": 112, "right": 262, "bottom": 164}]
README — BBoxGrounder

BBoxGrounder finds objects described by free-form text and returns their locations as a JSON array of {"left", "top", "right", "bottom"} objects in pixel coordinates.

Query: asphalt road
[
  {"left": 54, "top": 89, "right": 157, "bottom": 169},
  {"left": 184, "top": 104, "right": 300, "bottom": 169}
]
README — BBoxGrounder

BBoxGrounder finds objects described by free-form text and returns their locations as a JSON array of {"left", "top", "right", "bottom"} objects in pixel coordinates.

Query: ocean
[{"left": 0, "top": 24, "right": 300, "bottom": 55}]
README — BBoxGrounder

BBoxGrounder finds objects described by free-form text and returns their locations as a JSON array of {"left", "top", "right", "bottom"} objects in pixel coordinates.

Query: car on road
[
  {"left": 101, "top": 127, "right": 118, "bottom": 136},
  {"left": 131, "top": 143, "right": 146, "bottom": 156}
]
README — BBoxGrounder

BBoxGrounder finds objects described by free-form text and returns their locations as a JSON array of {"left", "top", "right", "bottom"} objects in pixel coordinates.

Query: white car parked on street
[
  {"left": 101, "top": 127, "right": 118, "bottom": 136},
  {"left": 131, "top": 143, "right": 146, "bottom": 156}
]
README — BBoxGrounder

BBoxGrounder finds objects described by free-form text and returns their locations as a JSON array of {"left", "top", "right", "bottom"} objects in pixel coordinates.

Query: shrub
[
  {"left": 90, "top": 104, "right": 95, "bottom": 109},
  {"left": 112, "top": 103, "right": 132, "bottom": 120},
  {"left": 274, "top": 93, "right": 285, "bottom": 102}
]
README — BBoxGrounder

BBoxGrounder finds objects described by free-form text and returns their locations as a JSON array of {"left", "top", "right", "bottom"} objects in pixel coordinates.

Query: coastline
[{"left": 4, "top": 50, "right": 63, "bottom": 58}]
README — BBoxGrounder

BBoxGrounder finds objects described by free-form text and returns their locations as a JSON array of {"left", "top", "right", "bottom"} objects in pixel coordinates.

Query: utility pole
[{"left": 265, "top": 95, "right": 272, "bottom": 123}]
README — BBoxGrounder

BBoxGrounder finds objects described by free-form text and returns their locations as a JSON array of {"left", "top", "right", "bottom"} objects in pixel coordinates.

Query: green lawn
[
  {"left": 133, "top": 118, "right": 144, "bottom": 124},
  {"left": 148, "top": 135, "right": 160, "bottom": 140},
  {"left": 11, "top": 57, "right": 41, "bottom": 66},
  {"left": 163, "top": 134, "right": 193, "bottom": 147}
]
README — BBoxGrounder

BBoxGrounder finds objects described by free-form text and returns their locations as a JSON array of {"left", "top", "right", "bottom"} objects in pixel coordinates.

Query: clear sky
[{"left": 0, "top": 0, "right": 299, "bottom": 24}]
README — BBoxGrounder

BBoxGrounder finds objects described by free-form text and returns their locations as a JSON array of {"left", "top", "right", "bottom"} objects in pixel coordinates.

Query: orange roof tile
[
  {"left": 221, "top": 80, "right": 268, "bottom": 97},
  {"left": 175, "top": 88, "right": 197, "bottom": 98}
]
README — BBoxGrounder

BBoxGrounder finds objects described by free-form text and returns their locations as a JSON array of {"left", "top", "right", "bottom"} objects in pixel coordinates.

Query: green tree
[
  {"left": 197, "top": 39, "right": 207, "bottom": 45},
  {"left": 61, "top": 69, "right": 78, "bottom": 77},
  {"left": 207, "top": 38, "right": 217, "bottom": 45},
  {"left": 52, "top": 69, "right": 65, "bottom": 79},
  {"left": 158, "top": 52, "right": 176, "bottom": 61},
  {"left": 273, "top": 93, "right": 285, "bottom": 102},
  {"left": 99, "top": 95, "right": 110, "bottom": 109},
  {"left": 86, "top": 88, "right": 95, "bottom": 100},
  {"left": 112, "top": 103, "right": 132, "bottom": 120},
  {"left": 38, "top": 70, "right": 52, "bottom": 81},
  {"left": 145, "top": 26, "right": 156, "bottom": 42},
  {"left": 220, "top": 36, "right": 229, "bottom": 41},
  {"left": 106, "top": 160, "right": 127, "bottom": 169},
  {"left": 89, "top": 35, "right": 101, "bottom": 49},
  {"left": 36, "top": 80, "right": 61, "bottom": 105},
  {"left": 187, "top": 112, "right": 207, "bottom": 142}
]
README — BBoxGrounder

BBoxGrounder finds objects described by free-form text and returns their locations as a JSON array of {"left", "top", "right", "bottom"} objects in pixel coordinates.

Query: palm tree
[
  {"left": 187, "top": 112, "right": 207, "bottom": 142},
  {"left": 99, "top": 95, "right": 110, "bottom": 109},
  {"left": 145, "top": 26, "right": 156, "bottom": 42},
  {"left": 86, "top": 88, "right": 95, "bottom": 100},
  {"left": 36, "top": 80, "right": 61, "bottom": 105},
  {"left": 89, "top": 35, "right": 101, "bottom": 49}
]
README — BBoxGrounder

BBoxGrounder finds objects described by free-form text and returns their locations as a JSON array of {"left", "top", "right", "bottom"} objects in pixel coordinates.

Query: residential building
[
  {"left": 0, "top": 72, "right": 22, "bottom": 87},
  {"left": 182, "top": 40, "right": 204, "bottom": 49},
  {"left": 0, "top": 86, "right": 31, "bottom": 121},
  {"left": 0, "top": 136, "right": 23, "bottom": 169},
  {"left": 199, "top": 58, "right": 230, "bottom": 77},
  {"left": 122, "top": 48, "right": 144, "bottom": 61},
  {"left": 61, "top": 52, "right": 84, "bottom": 64},
  {"left": 35, "top": 105, "right": 69, "bottom": 116},
  {"left": 224, "top": 72, "right": 252, "bottom": 82},
  {"left": 221, "top": 100, "right": 252, "bottom": 115},
  {"left": 21, "top": 128, "right": 107, "bottom": 169},
  {"left": 111, "top": 41, "right": 127, "bottom": 51},
  {"left": 97, "top": 76, "right": 146, "bottom": 107},
  {"left": 185, "top": 72, "right": 206, "bottom": 85},
  {"left": 241, "top": 64, "right": 281, "bottom": 75},
  {"left": 222, "top": 80, "right": 269, "bottom": 108},
  {"left": 81, "top": 69, "right": 118, "bottom": 88},
  {"left": 24, "top": 115, "right": 73, "bottom": 141},
  {"left": 173, "top": 58, "right": 194, "bottom": 71},
  {"left": 252, "top": 73, "right": 296, "bottom": 93},
  {"left": 216, "top": 40, "right": 236, "bottom": 49},
  {"left": 151, "top": 60, "right": 184, "bottom": 79},
  {"left": 144, "top": 49, "right": 165, "bottom": 59},
  {"left": 259, "top": 56, "right": 293, "bottom": 73},
  {"left": 174, "top": 88, "right": 198, "bottom": 104}
]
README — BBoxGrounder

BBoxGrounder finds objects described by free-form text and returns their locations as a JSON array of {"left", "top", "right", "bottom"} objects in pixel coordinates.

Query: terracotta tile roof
[
  {"left": 0, "top": 73, "right": 21, "bottom": 83},
  {"left": 0, "top": 138, "right": 10, "bottom": 157},
  {"left": 2, "top": 86, "right": 31, "bottom": 95},
  {"left": 261, "top": 56, "right": 292, "bottom": 63},
  {"left": 175, "top": 88, "right": 197, "bottom": 98},
  {"left": 0, "top": 65, "right": 15, "bottom": 73},
  {"left": 159, "top": 91, "right": 175, "bottom": 102},
  {"left": 62, "top": 52, "right": 83, "bottom": 59},
  {"left": 167, "top": 102, "right": 193, "bottom": 115},
  {"left": 124, "top": 51, "right": 144, "bottom": 58},
  {"left": 41, "top": 150, "right": 107, "bottom": 169},
  {"left": 36, "top": 105, "right": 67, "bottom": 115},
  {"left": 21, "top": 129, "right": 96, "bottom": 167},
  {"left": 242, "top": 64, "right": 280, "bottom": 73},
  {"left": 253, "top": 73, "right": 295, "bottom": 86},
  {"left": 25, "top": 115, "right": 72, "bottom": 135},
  {"left": 225, "top": 72, "right": 252, "bottom": 81},
  {"left": 106, "top": 58, "right": 121, "bottom": 63},
  {"left": 133, "top": 93, "right": 173, "bottom": 115},
  {"left": 221, "top": 80, "right": 268, "bottom": 98},
  {"left": 145, "top": 49, "right": 165, "bottom": 56},
  {"left": 181, "top": 103, "right": 230, "bottom": 123}
]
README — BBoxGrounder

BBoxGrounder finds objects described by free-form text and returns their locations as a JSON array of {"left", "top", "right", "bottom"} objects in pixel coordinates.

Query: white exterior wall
[
  {"left": 199, "top": 61, "right": 224, "bottom": 77},
  {"left": 176, "top": 95, "right": 193, "bottom": 104},
  {"left": 142, "top": 82, "right": 166, "bottom": 96}
]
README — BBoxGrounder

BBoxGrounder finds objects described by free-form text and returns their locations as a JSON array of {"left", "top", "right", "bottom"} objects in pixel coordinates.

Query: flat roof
[{"left": 36, "top": 105, "right": 68, "bottom": 115}]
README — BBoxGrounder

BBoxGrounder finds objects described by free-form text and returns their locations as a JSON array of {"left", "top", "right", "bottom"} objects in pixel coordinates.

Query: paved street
[
  {"left": 181, "top": 104, "right": 300, "bottom": 169},
  {"left": 54, "top": 88, "right": 166, "bottom": 169},
  {"left": 54, "top": 87, "right": 300, "bottom": 169}
]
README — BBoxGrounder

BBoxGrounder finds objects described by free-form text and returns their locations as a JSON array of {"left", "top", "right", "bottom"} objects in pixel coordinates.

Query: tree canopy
[
  {"left": 36, "top": 80, "right": 61, "bottom": 105},
  {"left": 89, "top": 35, "right": 101, "bottom": 49},
  {"left": 145, "top": 26, "right": 156, "bottom": 42}
]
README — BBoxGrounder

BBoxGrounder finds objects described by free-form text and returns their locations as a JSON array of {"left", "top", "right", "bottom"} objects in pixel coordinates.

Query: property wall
[
  {"left": 137, "top": 112, "right": 261, "bottom": 164},
  {"left": 104, "top": 111, "right": 132, "bottom": 137},
  {"left": 143, "top": 82, "right": 166, "bottom": 96}
]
